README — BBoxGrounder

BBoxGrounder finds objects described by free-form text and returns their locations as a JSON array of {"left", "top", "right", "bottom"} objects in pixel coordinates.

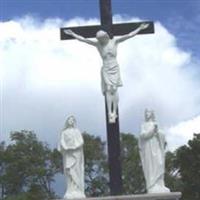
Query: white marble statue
[
  {"left": 64, "top": 23, "right": 149, "bottom": 123},
  {"left": 58, "top": 116, "right": 85, "bottom": 199},
  {"left": 138, "top": 109, "right": 170, "bottom": 193}
]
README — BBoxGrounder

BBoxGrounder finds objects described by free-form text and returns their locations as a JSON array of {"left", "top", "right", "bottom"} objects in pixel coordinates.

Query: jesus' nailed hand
[{"left": 63, "top": 23, "right": 149, "bottom": 123}]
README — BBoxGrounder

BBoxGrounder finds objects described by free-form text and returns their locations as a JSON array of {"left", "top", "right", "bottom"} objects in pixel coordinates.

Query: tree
[
  {"left": 165, "top": 151, "right": 183, "bottom": 192},
  {"left": 176, "top": 133, "right": 200, "bottom": 200},
  {"left": 121, "top": 133, "right": 145, "bottom": 194},
  {"left": 3, "top": 130, "right": 60, "bottom": 200},
  {"left": 0, "top": 142, "right": 6, "bottom": 199},
  {"left": 83, "top": 132, "right": 109, "bottom": 196}
]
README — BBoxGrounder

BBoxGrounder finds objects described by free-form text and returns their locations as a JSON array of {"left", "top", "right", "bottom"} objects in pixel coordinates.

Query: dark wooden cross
[{"left": 60, "top": 0, "right": 154, "bottom": 195}]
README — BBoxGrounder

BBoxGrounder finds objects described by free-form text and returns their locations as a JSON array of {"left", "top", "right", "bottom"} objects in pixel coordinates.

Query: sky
[
  {"left": 1, "top": 0, "right": 200, "bottom": 197},
  {"left": 1, "top": 0, "right": 200, "bottom": 147},
  {"left": 2, "top": 0, "right": 200, "bottom": 58}
]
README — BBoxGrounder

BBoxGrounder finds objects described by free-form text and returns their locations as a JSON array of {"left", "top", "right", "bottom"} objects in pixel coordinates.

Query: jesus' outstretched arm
[
  {"left": 64, "top": 29, "right": 97, "bottom": 46},
  {"left": 116, "top": 23, "right": 149, "bottom": 44}
]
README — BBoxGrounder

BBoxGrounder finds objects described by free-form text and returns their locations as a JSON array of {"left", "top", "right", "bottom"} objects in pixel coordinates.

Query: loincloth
[{"left": 101, "top": 64, "right": 123, "bottom": 95}]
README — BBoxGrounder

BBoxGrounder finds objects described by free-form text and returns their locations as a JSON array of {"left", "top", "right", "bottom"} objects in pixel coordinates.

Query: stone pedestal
[{"left": 55, "top": 192, "right": 181, "bottom": 200}]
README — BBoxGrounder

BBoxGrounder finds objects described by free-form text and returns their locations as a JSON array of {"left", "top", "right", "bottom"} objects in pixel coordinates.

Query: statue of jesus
[{"left": 64, "top": 23, "right": 149, "bottom": 123}]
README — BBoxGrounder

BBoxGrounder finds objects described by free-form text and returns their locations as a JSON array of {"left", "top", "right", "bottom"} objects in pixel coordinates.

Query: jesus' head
[{"left": 96, "top": 30, "right": 110, "bottom": 45}]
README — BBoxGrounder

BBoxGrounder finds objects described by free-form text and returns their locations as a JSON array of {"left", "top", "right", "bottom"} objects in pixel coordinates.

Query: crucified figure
[{"left": 64, "top": 23, "right": 149, "bottom": 123}]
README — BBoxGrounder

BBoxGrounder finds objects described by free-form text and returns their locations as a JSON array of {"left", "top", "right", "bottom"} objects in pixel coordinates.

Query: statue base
[{"left": 55, "top": 192, "right": 181, "bottom": 200}]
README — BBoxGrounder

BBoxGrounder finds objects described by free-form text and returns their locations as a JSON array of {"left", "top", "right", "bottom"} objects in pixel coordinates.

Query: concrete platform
[{"left": 55, "top": 192, "right": 182, "bottom": 200}]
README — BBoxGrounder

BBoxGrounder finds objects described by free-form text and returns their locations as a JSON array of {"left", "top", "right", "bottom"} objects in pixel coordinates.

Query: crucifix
[{"left": 60, "top": 0, "right": 154, "bottom": 195}]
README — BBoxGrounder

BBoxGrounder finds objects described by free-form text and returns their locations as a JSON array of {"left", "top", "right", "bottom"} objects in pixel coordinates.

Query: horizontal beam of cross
[{"left": 60, "top": 21, "right": 154, "bottom": 40}]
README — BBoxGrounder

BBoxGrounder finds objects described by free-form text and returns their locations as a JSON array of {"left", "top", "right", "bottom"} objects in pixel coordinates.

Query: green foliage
[
  {"left": 176, "top": 133, "right": 200, "bottom": 200},
  {"left": 4, "top": 185, "right": 48, "bottom": 200},
  {"left": 1, "top": 130, "right": 61, "bottom": 200},
  {"left": 83, "top": 132, "right": 109, "bottom": 197},
  {"left": 0, "top": 142, "right": 6, "bottom": 199},
  {"left": 165, "top": 151, "right": 183, "bottom": 191},
  {"left": 121, "top": 133, "right": 145, "bottom": 194}
]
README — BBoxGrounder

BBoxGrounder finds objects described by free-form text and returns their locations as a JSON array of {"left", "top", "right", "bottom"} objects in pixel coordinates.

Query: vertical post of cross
[
  {"left": 99, "top": 0, "right": 113, "bottom": 38},
  {"left": 99, "top": 0, "right": 123, "bottom": 195}
]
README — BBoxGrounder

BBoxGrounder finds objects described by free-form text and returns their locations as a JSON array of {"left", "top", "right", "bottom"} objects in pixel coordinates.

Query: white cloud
[
  {"left": 1, "top": 16, "right": 200, "bottom": 150},
  {"left": 166, "top": 115, "right": 200, "bottom": 151}
]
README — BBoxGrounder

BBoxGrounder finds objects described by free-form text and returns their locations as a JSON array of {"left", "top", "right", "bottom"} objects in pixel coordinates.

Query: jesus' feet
[{"left": 109, "top": 113, "right": 117, "bottom": 123}]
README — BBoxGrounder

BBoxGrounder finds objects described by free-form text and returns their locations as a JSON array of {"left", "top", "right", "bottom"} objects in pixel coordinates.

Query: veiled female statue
[
  {"left": 139, "top": 109, "right": 170, "bottom": 193},
  {"left": 58, "top": 116, "right": 85, "bottom": 199}
]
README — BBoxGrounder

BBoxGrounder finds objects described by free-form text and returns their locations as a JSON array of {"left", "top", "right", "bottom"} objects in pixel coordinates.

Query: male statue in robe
[
  {"left": 64, "top": 23, "right": 149, "bottom": 123},
  {"left": 58, "top": 116, "right": 85, "bottom": 199},
  {"left": 138, "top": 109, "right": 170, "bottom": 193}
]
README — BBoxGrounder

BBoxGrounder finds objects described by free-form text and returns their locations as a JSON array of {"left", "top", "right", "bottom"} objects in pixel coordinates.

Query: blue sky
[
  {"left": 2, "top": 0, "right": 200, "bottom": 58},
  {"left": 2, "top": 0, "right": 198, "bottom": 21}
]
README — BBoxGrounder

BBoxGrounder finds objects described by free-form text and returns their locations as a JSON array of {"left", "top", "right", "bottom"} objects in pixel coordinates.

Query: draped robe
[
  {"left": 58, "top": 127, "right": 85, "bottom": 199},
  {"left": 138, "top": 121, "right": 170, "bottom": 193}
]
